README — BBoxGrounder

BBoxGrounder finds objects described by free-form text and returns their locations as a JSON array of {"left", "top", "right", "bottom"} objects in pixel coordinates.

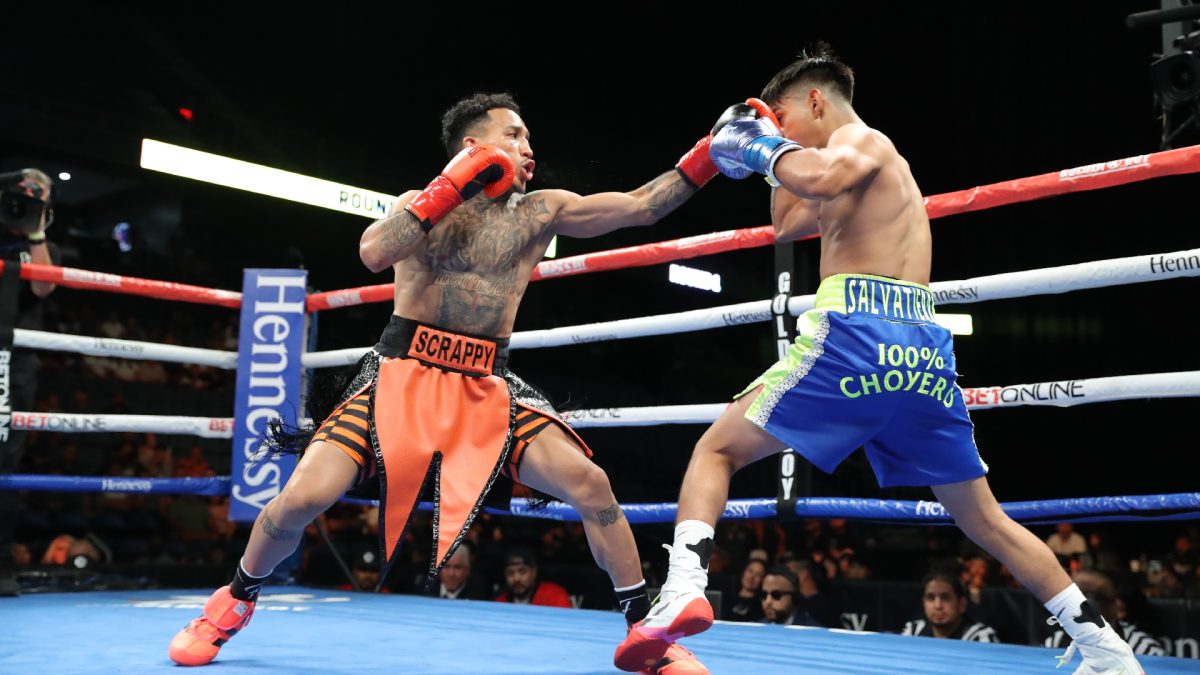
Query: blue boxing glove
[{"left": 709, "top": 103, "right": 801, "bottom": 182}]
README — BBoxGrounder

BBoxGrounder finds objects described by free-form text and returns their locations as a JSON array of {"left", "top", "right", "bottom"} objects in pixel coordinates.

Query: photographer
[{"left": 0, "top": 168, "right": 60, "bottom": 596}]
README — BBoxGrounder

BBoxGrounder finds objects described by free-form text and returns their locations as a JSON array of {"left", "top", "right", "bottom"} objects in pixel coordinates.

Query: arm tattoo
[
  {"left": 643, "top": 171, "right": 694, "bottom": 219},
  {"left": 596, "top": 502, "right": 625, "bottom": 527},
  {"left": 261, "top": 512, "right": 302, "bottom": 541},
  {"left": 378, "top": 210, "right": 425, "bottom": 261}
]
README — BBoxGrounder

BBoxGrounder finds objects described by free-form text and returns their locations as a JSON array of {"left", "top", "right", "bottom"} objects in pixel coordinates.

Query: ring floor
[{"left": 1, "top": 587, "right": 1196, "bottom": 674}]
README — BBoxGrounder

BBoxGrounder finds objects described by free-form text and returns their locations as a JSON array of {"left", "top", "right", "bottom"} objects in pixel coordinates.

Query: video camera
[{"left": 0, "top": 171, "right": 53, "bottom": 234}]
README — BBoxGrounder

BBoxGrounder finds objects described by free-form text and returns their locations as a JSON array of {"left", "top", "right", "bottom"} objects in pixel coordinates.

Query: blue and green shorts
[{"left": 738, "top": 274, "right": 987, "bottom": 487}]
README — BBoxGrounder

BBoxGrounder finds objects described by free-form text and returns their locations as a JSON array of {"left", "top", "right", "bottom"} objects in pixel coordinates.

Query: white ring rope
[
  {"left": 32, "top": 248, "right": 1185, "bottom": 370},
  {"left": 563, "top": 371, "right": 1200, "bottom": 428},
  {"left": 301, "top": 247, "right": 1200, "bottom": 365},
  {"left": 19, "top": 371, "right": 1197, "bottom": 438},
  {"left": 15, "top": 329, "right": 238, "bottom": 369},
  {"left": 12, "top": 412, "right": 235, "bottom": 438},
  {"left": 302, "top": 345, "right": 371, "bottom": 369}
]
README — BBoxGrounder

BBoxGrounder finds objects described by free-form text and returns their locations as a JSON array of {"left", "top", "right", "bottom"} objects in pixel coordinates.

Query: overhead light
[
  {"left": 58, "top": 172, "right": 71, "bottom": 181},
  {"left": 936, "top": 313, "right": 973, "bottom": 336},
  {"left": 669, "top": 264, "right": 721, "bottom": 293},
  {"left": 138, "top": 138, "right": 396, "bottom": 219}
]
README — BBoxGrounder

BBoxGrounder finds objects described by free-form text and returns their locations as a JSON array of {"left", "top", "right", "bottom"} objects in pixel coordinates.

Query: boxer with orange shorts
[{"left": 170, "top": 92, "right": 718, "bottom": 673}]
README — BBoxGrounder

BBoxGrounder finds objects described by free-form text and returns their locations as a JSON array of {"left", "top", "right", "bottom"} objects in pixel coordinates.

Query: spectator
[
  {"left": 1144, "top": 563, "right": 1184, "bottom": 600},
  {"left": 722, "top": 559, "right": 766, "bottom": 622},
  {"left": 1169, "top": 534, "right": 1198, "bottom": 583},
  {"left": 99, "top": 310, "right": 124, "bottom": 338},
  {"left": 494, "top": 548, "right": 571, "bottom": 608},
  {"left": 1046, "top": 523, "right": 1088, "bottom": 559},
  {"left": 760, "top": 565, "right": 836, "bottom": 628},
  {"left": 336, "top": 545, "right": 390, "bottom": 593},
  {"left": 206, "top": 497, "right": 236, "bottom": 542},
  {"left": 1085, "top": 531, "right": 1124, "bottom": 576},
  {"left": 838, "top": 552, "right": 871, "bottom": 581},
  {"left": 9, "top": 542, "right": 31, "bottom": 567},
  {"left": 425, "top": 543, "right": 488, "bottom": 600},
  {"left": 902, "top": 571, "right": 998, "bottom": 642},
  {"left": 41, "top": 534, "right": 101, "bottom": 567},
  {"left": 961, "top": 556, "right": 989, "bottom": 604},
  {"left": 175, "top": 446, "right": 211, "bottom": 478}
]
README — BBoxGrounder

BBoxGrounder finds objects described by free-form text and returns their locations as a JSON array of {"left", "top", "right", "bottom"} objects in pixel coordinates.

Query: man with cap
[
  {"left": 494, "top": 547, "right": 571, "bottom": 608},
  {"left": 334, "top": 543, "right": 390, "bottom": 593}
]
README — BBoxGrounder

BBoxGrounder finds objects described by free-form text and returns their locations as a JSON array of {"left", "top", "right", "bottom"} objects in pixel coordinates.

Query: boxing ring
[
  {"left": 2, "top": 146, "right": 1200, "bottom": 673},
  {"left": 3, "top": 588, "right": 1196, "bottom": 673}
]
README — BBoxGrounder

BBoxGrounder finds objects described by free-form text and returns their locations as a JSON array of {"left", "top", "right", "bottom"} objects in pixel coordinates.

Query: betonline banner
[{"left": 229, "top": 270, "right": 307, "bottom": 522}]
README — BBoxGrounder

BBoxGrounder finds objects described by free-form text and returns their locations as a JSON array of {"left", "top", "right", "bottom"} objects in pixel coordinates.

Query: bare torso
[
  {"left": 391, "top": 192, "right": 555, "bottom": 337},
  {"left": 775, "top": 124, "right": 932, "bottom": 285}
]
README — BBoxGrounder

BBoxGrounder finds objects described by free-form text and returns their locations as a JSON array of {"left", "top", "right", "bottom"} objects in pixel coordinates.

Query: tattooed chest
[{"left": 420, "top": 211, "right": 534, "bottom": 277}]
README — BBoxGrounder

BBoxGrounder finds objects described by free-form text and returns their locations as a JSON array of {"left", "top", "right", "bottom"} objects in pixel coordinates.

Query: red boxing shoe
[
  {"left": 614, "top": 579, "right": 713, "bottom": 672},
  {"left": 168, "top": 586, "right": 256, "bottom": 666},
  {"left": 641, "top": 642, "right": 709, "bottom": 674}
]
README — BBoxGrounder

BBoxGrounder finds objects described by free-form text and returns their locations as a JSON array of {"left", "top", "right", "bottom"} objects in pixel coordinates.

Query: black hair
[
  {"left": 440, "top": 92, "right": 521, "bottom": 158},
  {"left": 921, "top": 570, "right": 968, "bottom": 599},
  {"left": 764, "top": 566, "right": 799, "bottom": 589},
  {"left": 761, "top": 41, "right": 855, "bottom": 106}
]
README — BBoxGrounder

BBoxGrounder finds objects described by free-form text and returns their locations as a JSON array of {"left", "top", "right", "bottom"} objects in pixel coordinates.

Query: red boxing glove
[
  {"left": 405, "top": 144, "right": 516, "bottom": 231},
  {"left": 676, "top": 134, "right": 718, "bottom": 189},
  {"left": 744, "top": 98, "right": 782, "bottom": 131}
]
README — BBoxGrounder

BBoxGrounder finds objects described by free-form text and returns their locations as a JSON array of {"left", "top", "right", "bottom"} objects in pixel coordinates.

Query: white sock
[
  {"left": 668, "top": 520, "right": 715, "bottom": 590},
  {"left": 1045, "top": 583, "right": 1107, "bottom": 641}
]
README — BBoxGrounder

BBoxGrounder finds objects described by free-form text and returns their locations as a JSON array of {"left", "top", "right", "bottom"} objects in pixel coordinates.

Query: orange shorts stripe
[
  {"left": 330, "top": 427, "right": 369, "bottom": 449},
  {"left": 324, "top": 437, "right": 367, "bottom": 467},
  {"left": 312, "top": 391, "right": 375, "bottom": 479},
  {"left": 514, "top": 417, "right": 548, "bottom": 438},
  {"left": 340, "top": 415, "right": 370, "bottom": 431},
  {"left": 501, "top": 409, "right": 588, "bottom": 486}
]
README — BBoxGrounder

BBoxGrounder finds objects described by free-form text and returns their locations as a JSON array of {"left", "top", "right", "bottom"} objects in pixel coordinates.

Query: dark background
[{"left": 1, "top": 2, "right": 1196, "bottom": 510}]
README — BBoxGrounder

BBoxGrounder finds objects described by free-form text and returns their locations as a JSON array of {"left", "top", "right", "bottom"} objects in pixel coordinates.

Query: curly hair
[{"left": 440, "top": 92, "right": 521, "bottom": 158}]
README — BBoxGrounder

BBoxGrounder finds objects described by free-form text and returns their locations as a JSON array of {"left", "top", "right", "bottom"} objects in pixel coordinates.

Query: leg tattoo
[
  {"left": 261, "top": 512, "right": 302, "bottom": 541},
  {"left": 596, "top": 502, "right": 625, "bottom": 527}
]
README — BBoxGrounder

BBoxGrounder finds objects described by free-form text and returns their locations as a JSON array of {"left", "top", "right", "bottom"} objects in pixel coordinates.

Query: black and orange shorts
[
  {"left": 313, "top": 387, "right": 564, "bottom": 486},
  {"left": 310, "top": 315, "right": 590, "bottom": 489}
]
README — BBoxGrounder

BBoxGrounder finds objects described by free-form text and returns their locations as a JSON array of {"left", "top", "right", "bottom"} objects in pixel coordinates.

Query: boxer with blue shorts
[{"left": 617, "top": 44, "right": 1143, "bottom": 675}]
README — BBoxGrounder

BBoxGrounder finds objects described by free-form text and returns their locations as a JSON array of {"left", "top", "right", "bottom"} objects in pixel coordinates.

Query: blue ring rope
[{"left": 3, "top": 474, "right": 1197, "bottom": 524}]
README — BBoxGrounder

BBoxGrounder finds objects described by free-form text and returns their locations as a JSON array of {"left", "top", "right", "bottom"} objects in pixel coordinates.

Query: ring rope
[
  {"left": 15, "top": 329, "right": 238, "bottom": 368},
  {"left": 3, "top": 474, "right": 1195, "bottom": 526},
  {"left": 302, "top": 247, "right": 1200, "bottom": 368},
  {"left": 305, "top": 145, "right": 1200, "bottom": 311},
  {"left": 0, "top": 262, "right": 242, "bottom": 308},
  {"left": 8, "top": 370, "right": 1194, "bottom": 439}
]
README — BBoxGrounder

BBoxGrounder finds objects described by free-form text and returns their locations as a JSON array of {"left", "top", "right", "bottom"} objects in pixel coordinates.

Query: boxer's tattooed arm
[
  {"left": 596, "top": 502, "right": 624, "bottom": 527},
  {"left": 643, "top": 171, "right": 695, "bottom": 219},
  {"left": 360, "top": 206, "right": 426, "bottom": 270},
  {"left": 261, "top": 513, "right": 302, "bottom": 541},
  {"left": 379, "top": 210, "right": 426, "bottom": 260}
]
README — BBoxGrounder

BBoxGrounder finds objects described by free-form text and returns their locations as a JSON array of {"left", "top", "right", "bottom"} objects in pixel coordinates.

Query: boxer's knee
[
  {"left": 692, "top": 432, "right": 747, "bottom": 474},
  {"left": 562, "top": 461, "right": 615, "bottom": 512},
  {"left": 270, "top": 474, "right": 341, "bottom": 527}
]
